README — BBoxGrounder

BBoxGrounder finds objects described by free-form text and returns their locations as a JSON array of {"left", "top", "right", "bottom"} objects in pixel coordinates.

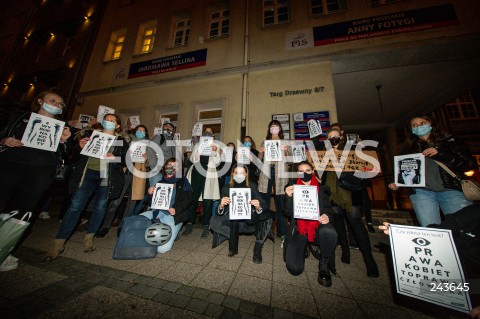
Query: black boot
[
  {"left": 328, "top": 251, "right": 337, "bottom": 276},
  {"left": 253, "top": 242, "right": 263, "bottom": 264},
  {"left": 96, "top": 228, "right": 109, "bottom": 238},
  {"left": 318, "top": 257, "right": 332, "bottom": 287}
]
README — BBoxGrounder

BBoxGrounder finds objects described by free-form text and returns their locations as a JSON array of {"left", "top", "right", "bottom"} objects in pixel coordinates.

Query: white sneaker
[
  {"left": 0, "top": 255, "right": 19, "bottom": 272},
  {"left": 39, "top": 212, "right": 51, "bottom": 219}
]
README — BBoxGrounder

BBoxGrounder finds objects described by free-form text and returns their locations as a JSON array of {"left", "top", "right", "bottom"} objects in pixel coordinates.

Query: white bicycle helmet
[{"left": 145, "top": 223, "right": 172, "bottom": 246}]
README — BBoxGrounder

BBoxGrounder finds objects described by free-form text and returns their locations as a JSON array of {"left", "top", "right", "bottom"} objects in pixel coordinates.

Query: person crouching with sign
[
  {"left": 212, "top": 164, "right": 272, "bottom": 263},
  {"left": 284, "top": 161, "right": 337, "bottom": 287}
]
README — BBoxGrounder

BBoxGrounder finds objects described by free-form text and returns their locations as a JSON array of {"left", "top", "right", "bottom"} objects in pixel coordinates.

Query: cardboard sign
[
  {"left": 237, "top": 147, "right": 251, "bottom": 165},
  {"left": 314, "top": 150, "right": 381, "bottom": 173},
  {"left": 198, "top": 136, "right": 213, "bottom": 156},
  {"left": 292, "top": 144, "right": 306, "bottom": 163},
  {"left": 78, "top": 114, "right": 94, "bottom": 128},
  {"left": 229, "top": 188, "right": 251, "bottom": 220},
  {"left": 389, "top": 224, "right": 471, "bottom": 313},
  {"left": 293, "top": 185, "right": 319, "bottom": 220},
  {"left": 97, "top": 105, "right": 115, "bottom": 123},
  {"left": 264, "top": 140, "right": 282, "bottom": 162},
  {"left": 192, "top": 122, "right": 203, "bottom": 136},
  {"left": 80, "top": 131, "right": 117, "bottom": 159},
  {"left": 129, "top": 115, "right": 140, "bottom": 128},
  {"left": 307, "top": 119, "right": 322, "bottom": 138},
  {"left": 151, "top": 183, "right": 174, "bottom": 210},
  {"left": 221, "top": 147, "right": 233, "bottom": 163},
  {"left": 21, "top": 113, "right": 65, "bottom": 152},
  {"left": 129, "top": 141, "right": 146, "bottom": 163},
  {"left": 394, "top": 153, "right": 425, "bottom": 187}
]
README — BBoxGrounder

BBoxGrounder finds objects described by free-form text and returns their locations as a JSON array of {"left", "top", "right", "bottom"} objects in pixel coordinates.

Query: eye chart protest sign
[
  {"left": 151, "top": 183, "right": 174, "bottom": 210},
  {"left": 78, "top": 114, "right": 94, "bottom": 128},
  {"left": 292, "top": 144, "right": 306, "bottom": 163},
  {"left": 229, "top": 188, "right": 251, "bottom": 220},
  {"left": 192, "top": 122, "right": 203, "bottom": 137},
  {"left": 307, "top": 119, "right": 322, "bottom": 138},
  {"left": 129, "top": 115, "right": 140, "bottom": 128},
  {"left": 97, "top": 105, "right": 115, "bottom": 123},
  {"left": 293, "top": 185, "right": 319, "bottom": 220},
  {"left": 198, "top": 136, "right": 213, "bottom": 156},
  {"left": 129, "top": 141, "right": 146, "bottom": 163},
  {"left": 80, "top": 131, "right": 117, "bottom": 159},
  {"left": 237, "top": 147, "right": 251, "bottom": 165},
  {"left": 221, "top": 147, "right": 233, "bottom": 163},
  {"left": 21, "top": 113, "right": 65, "bottom": 152},
  {"left": 389, "top": 224, "right": 471, "bottom": 313},
  {"left": 264, "top": 140, "right": 282, "bottom": 162},
  {"left": 394, "top": 153, "right": 425, "bottom": 187}
]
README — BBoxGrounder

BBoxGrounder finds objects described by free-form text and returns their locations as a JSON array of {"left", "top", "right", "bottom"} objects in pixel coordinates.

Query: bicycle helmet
[{"left": 145, "top": 223, "right": 172, "bottom": 246}]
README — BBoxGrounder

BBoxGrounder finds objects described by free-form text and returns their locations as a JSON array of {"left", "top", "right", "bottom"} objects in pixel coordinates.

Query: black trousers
[{"left": 0, "top": 160, "right": 56, "bottom": 216}]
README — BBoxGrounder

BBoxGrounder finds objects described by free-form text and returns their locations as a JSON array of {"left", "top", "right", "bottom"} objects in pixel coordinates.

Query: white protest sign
[
  {"left": 78, "top": 114, "right": 94, "bottom": 128},
  {"left": 292, "top": 145, "right": 306, "bottom": 163},
  {"left": 21, "top": 113, "right": 65, "bottom": 152},
  {"left": 192, "top": 122, "right": 203, "bottom": 136},
  {"left": 389, "top": 224, "right": 471, "bottom": 313},
  {"left": 129, "top": 115, "right": 140, "bottom": 128},
  {"left": 185, "top": 140, "right": 193, "bottom": 152},
  {"left": 198, "top": 136, "right": 213, "bottom": 156},
  {"left": 394, "top": 153, "right": 425, "bottom": 187},
  {"left": 151, "top": 183, "right": 174, "bottom": 210},
  {"left": 97, "top": 105, "right": 115, "bottom": 123},
  {"left": 80, "top": 131, "right": 117, "bottom": 159},
  {"left": 293, "top": 185, "right": 319, "bottom": 220},
  {"left": 129, "top": 141, "right": 146, "bottom": 163},
  {"left": 307, "top": 119, "right": 322, "bottom": 138},
  {"left": 346, "top": 134, "right": 359, "bottom": 144},
  {"left": 154, "top": 127, "right": 163, "bottom": 136},
  {"left": 174, "top": 133, "right": 181, "bottom": 141},
  {"left": 221, "top": 147, "right": 233, "bottom": 163},
  {"left": 237, "top": 147, "right": 250, "bottom": 165},
  {"left": 264, "top": 140, "right": 282, "bottom": 162},
  {"left": 229, "top": 188, "right": 251, "bottom": 220}
]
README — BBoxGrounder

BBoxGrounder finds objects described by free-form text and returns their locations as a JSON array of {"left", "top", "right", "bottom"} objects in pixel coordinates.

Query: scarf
[
  {"left": 163, "top": 175, "right": 193, "bottom": 193},
  {"left": 295, "top": 176, "right": 320, "bottom": 242}
]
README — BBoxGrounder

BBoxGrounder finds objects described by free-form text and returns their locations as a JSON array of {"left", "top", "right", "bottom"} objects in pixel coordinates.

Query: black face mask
[
  {"left": 300, "top": 172, "right": 313, "bottom": 182},
  {"left": 329, "top": 137, "right": 341, "bottom": 146}
]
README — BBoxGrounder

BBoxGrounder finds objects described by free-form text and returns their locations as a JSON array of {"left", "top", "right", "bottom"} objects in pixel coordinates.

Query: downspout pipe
[{"left": 240, "top": 0, "right": 250, "bottom": 139}]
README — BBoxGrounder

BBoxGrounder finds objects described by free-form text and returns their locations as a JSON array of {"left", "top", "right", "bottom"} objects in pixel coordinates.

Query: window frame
[
  {"left": 310, "top": 0, "right": 347, "bottom": 16},
  {"left": 134, "top": 20, "right": 157, "bottom": 55},
  {"left": 104, "top": 28, "right": 127, "bottom": 62},
  {"left": 171, "top": 14, "right": 191, "bottom": 48},
  {"left": 444, "top": 92, "right": 479, "bottom": 120},
  {"left": 208, "top": 7, "right": 230, "bottom": 39},
  {"left": 262, "top": 0, "right": 290, "bottom": 27}
]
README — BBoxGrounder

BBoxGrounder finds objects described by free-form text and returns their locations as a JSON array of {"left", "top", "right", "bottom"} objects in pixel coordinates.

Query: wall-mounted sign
[
  {"left": 128, "top": 49, "right": 207, "bottom": 79},
  {"left": 293, "top": 111, "right": 330, "bottom": 141},
  {"left": 272, "top": 114, "right": 291, "bottom": 140},
  {"left": 285, "top": 29, "right": 314, "bottom": 51},
  {"left": 269, "top": 87, "right": 324, "bottom": 98}
]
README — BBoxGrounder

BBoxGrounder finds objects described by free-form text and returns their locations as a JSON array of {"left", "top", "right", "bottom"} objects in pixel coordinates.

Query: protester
[
  {"left": 388, "top": 114, "right": 477, "bottom": 226},
  {"left": 240, "top": 135, "right": 260, "bottom": 185},
  {"left": 43, "top": 113, "right": 129, "bottom": 261},
  {"left": 284, "top": 161, "right": 338, "bottom": 286},
  {"left": 147, "top": 121, "right": 176, "bottom": 186}
]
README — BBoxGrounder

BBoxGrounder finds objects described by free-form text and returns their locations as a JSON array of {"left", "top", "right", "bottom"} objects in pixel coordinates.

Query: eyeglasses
[{"left": 43, "top": 98, "right": 65, "bottom": 109}]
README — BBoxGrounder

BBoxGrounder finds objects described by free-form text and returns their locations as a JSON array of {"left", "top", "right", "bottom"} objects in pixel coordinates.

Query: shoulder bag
[{"left": 435, "top": 161, "right": 480, "bottom": 202}]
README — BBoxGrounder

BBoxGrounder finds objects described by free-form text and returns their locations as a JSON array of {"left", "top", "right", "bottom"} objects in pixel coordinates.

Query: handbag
[
  {"left": 338, "top": 172, "right": 363, "bottom": 192},
  {"left": 435, "top": 161, "right": 480, "bottom": 202},
  {"left": 0, "top": 211, "right": 32, "bottom": 264}
]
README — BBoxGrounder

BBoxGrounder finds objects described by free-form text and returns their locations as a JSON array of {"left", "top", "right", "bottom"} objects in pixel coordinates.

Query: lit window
[
  {"left": 311, "top": 0, "right": 346, "bottom": 15},
  {"left": 444, "top": 92, "right": 479, "bottom": 120},
  {"left": 112, "top": 36, "right": 124, "bottom": 59},
  {"left": 141, "top": 27, "right": 156, "bottom": 53},
  {"left": 263, "top": 0, "right": 290, "bottom": 27},
  {"left": 173, "top": 16, "right": 191, "bottom": 47},
  {"left": 209, "top": 9, "right": 230, "bottom": 38},
  {"left": 104, "top": 28, "right": 127, "bottom": 61}
]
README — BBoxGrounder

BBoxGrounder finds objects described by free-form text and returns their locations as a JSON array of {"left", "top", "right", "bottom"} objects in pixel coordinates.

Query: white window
[
  {"left": 194, "top": 99, "right": 225, "bottom": 140},
  {"left": 104, "top": 28, "right": 127, "bottom": 61},
  {"left": 263, "top": 0, "right": 290, "bottom": 27},
  {"left": 311, "top": 0, "right": 346, "bottom": 16},
  {"left": 135, "top": 20, "right": 157, "bottom": 55},
  {"left": 209, "top": 8, "right": 230, "bottom": 38},
  {"left": 172, "top": 15, "right": 191, "bottom": 47},
  {"left": 445, "top": 92, "right": 479, "bottom": 120},
  {"left": 154, "top": 105, "right": 180, "bottom": 134}
]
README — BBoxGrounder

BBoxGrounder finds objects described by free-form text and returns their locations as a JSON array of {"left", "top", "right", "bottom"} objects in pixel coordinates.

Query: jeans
[
  {"left": 140, "top": 210, "right": 182, "bottom": 253},
  {"left": 56, "top": 169, "right": 109, "bottom": 239},
  {"left": 409, "top": 188, "right": 472, "bottom": 226}
]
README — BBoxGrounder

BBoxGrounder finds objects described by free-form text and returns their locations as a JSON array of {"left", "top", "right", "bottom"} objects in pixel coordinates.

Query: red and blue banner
[{"left": 128, "top": 49, "right": 207, "bottom": 79}]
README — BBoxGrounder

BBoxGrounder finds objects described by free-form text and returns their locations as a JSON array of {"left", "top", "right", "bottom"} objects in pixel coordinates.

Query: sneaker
[
  {"left": 201, "top": 225, "right": 210, "bottom": 239},
  {"left": 280, "top": 235, "right": 285, "bottom": 249},
  {"left": 0, "top": 255, "right": 19, "bottom": 272},
  {"left": 39, "top": 212, "right": 51, "bottom": 219}
]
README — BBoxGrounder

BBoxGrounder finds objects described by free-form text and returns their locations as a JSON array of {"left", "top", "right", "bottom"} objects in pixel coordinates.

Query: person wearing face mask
[
  {"left": 211, "top": 164, "right": 272, "bottom": 263},
  {"left": 323, "top": 128, "right": 380, "bottom": 278},
  {"left": 0, "top": 91, "right": 70, "bottom": 217},
  {"left": 389, "top": 114, "right": 477, "bottom": 227},
  {"left": 240, "top": 136, "right": 260, "bottom": 184},
  {"left": 283, "top": 161, "right": 337, "bottom": 286},
  {"left": 258, "top": 120, "right": 290, "bottom": 244},
  {"left": 147, "top": 122, "right": 176, "bottom": 187},
  {"left": 183, "top": 127, "right": 221, "bottom": 239},
  {"left": 43, "top": 113, "right": 129, "bottom": 262},
  {"left": 96, "top": 125, "right": 150, "bottom": 237}
]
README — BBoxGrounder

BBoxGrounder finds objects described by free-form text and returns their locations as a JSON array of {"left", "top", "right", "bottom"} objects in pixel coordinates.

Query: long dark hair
[
  {"left": 242, "top": 135, "right": 257, "bottom": 150},
  {"left": 134, "top": 124, "right": 149, "bottom": 139},
  {"left": 103, "top": 113, "right": 122, "bottom": 134},
  {"left": 404, "top": 114, "right": 448, "bottom": 151},
  {"left": 265, "top": 120, "right": 284, "bottom": 140}
]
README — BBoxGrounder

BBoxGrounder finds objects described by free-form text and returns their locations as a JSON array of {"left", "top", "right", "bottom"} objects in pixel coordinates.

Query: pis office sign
[{"left": 285, "top": 29, "right": 314, "bottom": 50}]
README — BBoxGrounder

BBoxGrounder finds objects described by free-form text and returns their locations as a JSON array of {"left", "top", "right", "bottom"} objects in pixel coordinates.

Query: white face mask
[{"left": 233, "top": 174, "right": 246, "bottom": 184}]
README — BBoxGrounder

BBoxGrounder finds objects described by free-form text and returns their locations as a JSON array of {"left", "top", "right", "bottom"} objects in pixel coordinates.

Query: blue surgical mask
[
  {"left": 412, "top": 124, "right": 432, "bottom": 137},
  {"left": 102, "top": 120, "right": 116, "bottom": 131},
  {"left": 135, "top": 131, "right": 146, "bottom": 139},
  {"left": 203, "top": 132, "right": 212, "bottom": 137},
  {"left": 42, "top": 102, "right": 62, "bottom": 115},
  {"left": 244, "top": 142, "right": 252, "bottom": 148}
]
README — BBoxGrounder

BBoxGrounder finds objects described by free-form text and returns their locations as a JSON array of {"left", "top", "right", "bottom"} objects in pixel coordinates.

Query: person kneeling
[{"left": 284, "top": 161, "right": 338, "bottom": 287}]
